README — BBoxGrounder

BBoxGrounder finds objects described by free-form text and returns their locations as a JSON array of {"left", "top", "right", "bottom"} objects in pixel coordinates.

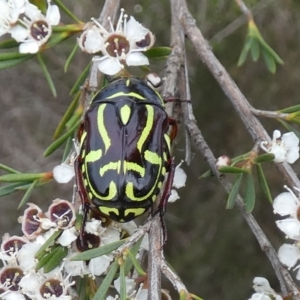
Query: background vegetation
[{"left": 1, "top": 0, "right": 299, "bottom": 299}]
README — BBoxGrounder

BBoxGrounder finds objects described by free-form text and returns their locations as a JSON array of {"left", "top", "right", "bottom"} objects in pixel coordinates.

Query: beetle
[{"left": 75, "top": 76, "right": 176, "bottom": 227}]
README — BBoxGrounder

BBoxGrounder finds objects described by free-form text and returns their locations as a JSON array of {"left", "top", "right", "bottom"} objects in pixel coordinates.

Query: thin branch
[
  {"left": 178, "top": 0, "right": 300, "bottom": 189},
  {"left": 161, "top": 254, "right": 189, "bottom": 296},
  {"left": 174, "top": 0, "right": 300, "bottom": 298},
  {"left": 210, "top": 0, "right": 274, "bottom": 44},
  {"left": 251, "top": 107, "right": 289, "bottom": 119},
  {"left": 235, "top": 0, "right": 253, "bottom": 20}
]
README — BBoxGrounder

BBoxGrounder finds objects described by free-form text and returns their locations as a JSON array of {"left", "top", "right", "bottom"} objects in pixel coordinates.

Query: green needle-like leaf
[
  {"left": 53, "top": 0, "right": 82, "bottom": 23},
  {"left": 124, "top": 237, "right": 143, "bottom": 275},
  {"left": 262, "top": 48, "right": 276, "bottom": 74},
  {"left": 44, "top": 118, "right": 81, "bottom": 156},
  {"left": 61, "top": 136, "right": 73, "bottom": 163},
  {"left": 226, "top": 173, "right": 243, "bottom": 209},
  {"left": 190, "top": 293, "right": 204, "bottom": 300},
  {"left": 0, "top": 164, "right": 20, "bottom": 174},
  {"left": 244, "top": 173, "right": 256, "bottom": 212},
  {"left": 279, "top": 104, "right": 300, "bottom": 114},
  {"left": 144, "top": 47, "right": 172, "bottom": 59},
  {"left": 278, "top": 120, "right": 300, "bottom": 140},
  {"left": 70, "top": 62, "right": 91, "bottom": 95},
  {"left": 37, "top": 53, "right": 57, "bottom": 97},
  {"left": 256, "top": 164, "right": 273, "bottom": 204},
  {"left": 18, "top": 180, "right": 38, "bottom": 209},
  {"left": 0, "top": 173, "right": 47, "bottom": 182},
  {"left": 218, "top": 166, "right": 249, "bottom": 174},
  {"left": 120, "top": 263, "right": 126, "bottom": 300},
  {"left": 0, "top": 39, "right": 19, "bottom": 49},
  {"left": 0, "top": 182, "right": 30, "bottom": 197},
  {"left": 126, "top": 250, "right": 146, "bottom": 276},
  {"left": 35, "top": 230, "right": 63, "bottom": 260},
  {"left": 250, "top": 38, "right": 260, "bottom": 62},
  {"left": 237, "top": 36, "right": 253, "bottom": 66},
  {"left": 64, "top": 43, "right": 79, "bottom": 72},
  {"left": 43, "top": 246, "right": 68, "bottom": 273},
  {"left": 53, "top": 92, "right": 80, "bottom": 139},
  {"left": 0, "top": 56, "right": 32, "bottom": 69},
  {"left": 71, "top": 239, "right": 126, "bottom": 261},
  {"left": 93, "top": 260, "right": 119, "bottom": 300},
  {"left": 254, "top": 153, "right": 275, "bottom": 163}
]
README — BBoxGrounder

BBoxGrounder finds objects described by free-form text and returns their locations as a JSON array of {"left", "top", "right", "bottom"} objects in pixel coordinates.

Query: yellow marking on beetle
[
  {"left": 164, "top": 134, "right": 171, "bottom": 152},
  {"left": 80, "top": 131, "right": 87, "bottom": 147},
  {"left": 100, "top": 161, "right": 120, "bottom": 176},
  {"left": 163, "top": 152, "right": 167, "bottom": 162},
  {"left": 144, "top": 150, "right": 161, "bottom": 165},
  {"left": 161, "top": 167, "right": 166, "bottom": 175},
  {"left": 97, "top": 104, "right": 111, "bottom": 153},
  {"left": 84, "top": 179, "right": 88, "bottom": 187},
  {"left": 88, "top": 192, "right": 93, "bottom": 199},
  {"left": 126, "top": 79, "right": 130, "bottom": 86},
  {"left": 155, "top": 90, "right": 165, "bottom": 106},
  {"left": 82, "top": 164, "right": 85, "bottom": 172},
  {"left": 157, "top": 182, "right": 162, "bottom": 189},
  {"left": 124, "top": 208, "right": 145, "bottom": 217},
  {"left": 125, "top": 162, "right": 145, "bottom": 177},
  {"left": 106, "top": 92, "right": 146, "bottom": 100},
  {"left": 85, "top": 149, "right": 102, "bottom": 163},
  {"left": 99, "top": 207, "right": 120, "bottom": 217},
  {"left": 120, "top": 104, "right": 131, "bottom": 125},
  {"left": 152, "top": 195, "right": 156, "bottom": 202},
  {"left": 137, "top": 105, "right": 154, "bottom": 152}
]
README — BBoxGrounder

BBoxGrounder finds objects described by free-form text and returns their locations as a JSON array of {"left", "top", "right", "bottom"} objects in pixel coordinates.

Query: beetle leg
[
  {"left": 168, "top": 118, "right": 178, "bottom": 141},
  {"left": 74, "top": 156, "right": 90, "bottom": 247},
  {"left": 152, "top": 158, "right": 176, "bottom": 246}
]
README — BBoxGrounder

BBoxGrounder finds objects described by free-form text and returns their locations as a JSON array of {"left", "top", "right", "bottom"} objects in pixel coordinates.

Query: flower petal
[
  {"left": 168, "top": 189, "right": 179, "bottom": 203},
  {"left": 286, "top": 148, "right": 300, "bottom": 164},
  {"left": 97, "top": 57, "right": 123, "bottom": 75},
  {"left": 46, "top": 5, "right": 60, "bottom": 26},
  {"left": 282, "top": 132, "right": 299, "bottom": 149},
  {"left": 126, "top": 16, "right": 148, "bottom": 41},
  {"left": 273, "top": 192, "right": 298, "bottom": 216},
  {"left": 276, "top": 218, "right": 300, "bottom": 240},
  {"left": 278, "top": 243, "right": 300, "bottom": 268},
  {"left": 53, "top": 164, "right": 75, "bottom": 184},
  {"left": 173, "top": 166, "right": 187, "bottom": 189},
  {"left": 10, "top": 25, "right": 29, "bottom": 42},
  {"left": 270, "top": 144, "right": 286, "bottom": 163},
  {"left": 126, "top": 51, "right": 149, "bottom": 66},
  {"left": 19, "top": 40, "right": 40, "bottom": 54},
  {"left": 24, "top": 3, "right": 41, "bottom": 20},
  {"left": 78, "top": 29, "right": 104, "bottom": 54}
]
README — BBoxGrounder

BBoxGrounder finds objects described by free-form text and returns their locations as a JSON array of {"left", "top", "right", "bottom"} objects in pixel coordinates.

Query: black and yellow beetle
[{"left": 75, "top": 76, "right": 176, "bottom": 226}]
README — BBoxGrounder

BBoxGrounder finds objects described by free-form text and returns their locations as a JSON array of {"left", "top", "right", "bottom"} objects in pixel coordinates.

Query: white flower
[
  {"left": 17, "top": 242, "right": 40, "bottom": 271},
  {"left": 168, "top": 162, "right": 187, "bottom": 203},
  {"left": 88, "top": 255, "right": 112, "bottom": 277},
  {"left": 260, "top": 130, "right": 299, "bottom": 164},
  {"left": 273, "top": 186, "right": 300, "bottom": 240},
  {"left": 19, "top": 269, "right": 41, "bottom": 298},
  {"left": 216, "top": 155, "right": 231, "bottom": 168},
  {"left": 109, "top": 276, "right": 148, "bottom": 300},
  {"left": 11, "top": 1, "right": 60, "bottom": 54},
  {"left": 249, "top": 277, "right": 283, "bottom": 300},
  {"left": 53, "top": 163, "right": 75, "bottom": 184},
  {"left": 57, "top": 227, "right": 78, "bottom": 247},
  {"left": 0, "top": 0, "right": 27, "bottom": 37},
  {"left": 278, "top": 243, "right": 300, "bottom": 268},
  {"left": 0, "top": 291, "right": 26, "bottom": 300},
  {"left": 78, "top": 9, "right": 155, "bottom": 75}
]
